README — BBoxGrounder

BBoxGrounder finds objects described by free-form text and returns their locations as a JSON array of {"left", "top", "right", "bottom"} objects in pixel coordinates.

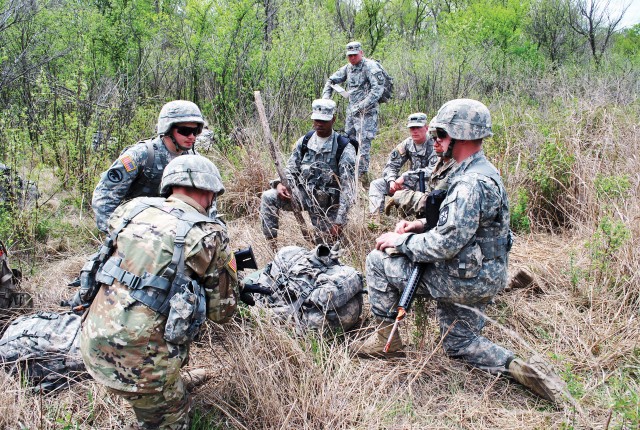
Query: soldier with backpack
[
  {"left": 81, "top": 155, "right": 238, "bottom": 429},
  {"left": 91, "top": 100, "right": 205, "bottom": 233},
  {"left": 260, "top": 99, "right": 356, "bottom": 246},
  {"left": 322, "top": 41, "right": 391, "bottom": 185}
]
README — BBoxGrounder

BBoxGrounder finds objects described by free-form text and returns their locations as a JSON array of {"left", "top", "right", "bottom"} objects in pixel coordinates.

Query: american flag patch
[
  {"left": 227, "top": 254, "right": 237, "bottom": 273},
  {"left": 119, "top": 155, "right": 137, "bottom": 172}
]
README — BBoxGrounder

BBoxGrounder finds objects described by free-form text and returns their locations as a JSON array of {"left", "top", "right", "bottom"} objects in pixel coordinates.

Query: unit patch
[
  {"left": 437, "top": 206, "right": 449, "bottom": 227},
  {"left": 107, "top": 169, "right": 123, "bottom": 183}
]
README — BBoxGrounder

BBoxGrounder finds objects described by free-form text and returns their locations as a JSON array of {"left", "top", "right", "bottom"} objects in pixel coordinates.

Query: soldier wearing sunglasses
[{"left": 92, "top": 100, "right": 205, "bottom": 233}]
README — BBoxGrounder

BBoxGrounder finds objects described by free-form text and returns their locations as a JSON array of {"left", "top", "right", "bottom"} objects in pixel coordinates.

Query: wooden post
[{"left": 254, "top": 91, "right": 312, "bottom": 242}]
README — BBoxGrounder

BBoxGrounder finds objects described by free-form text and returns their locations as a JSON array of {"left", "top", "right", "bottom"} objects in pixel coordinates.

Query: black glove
[{"left": 239, "top": 283, "right": 272, "bottom": 306}]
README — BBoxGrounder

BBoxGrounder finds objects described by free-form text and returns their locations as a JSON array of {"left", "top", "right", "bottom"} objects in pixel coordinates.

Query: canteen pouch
[{"left": 163, "top": 280, "right": 206, "bottom": 345}]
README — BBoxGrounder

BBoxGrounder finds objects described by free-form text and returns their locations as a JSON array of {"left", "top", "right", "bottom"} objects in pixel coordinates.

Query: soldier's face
[
  {"left": 171, "top": 122, "right": 200, "bottom": 150},
  {"left": 313, "top": 118, "right": 335, "bottom": 138},
  {"left": 435, "top": 129, "right": 451, "bottom": 155},
  {"left": 347, "top": 51, "right": 363, "bottom": 65},
  {"left": 409, "top": 126, "right": 428, "bottom": 144}
]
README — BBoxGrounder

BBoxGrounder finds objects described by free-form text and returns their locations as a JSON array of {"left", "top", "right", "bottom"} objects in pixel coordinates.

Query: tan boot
[
  {"left": 182, "top": 368, "right": 210, "bottom": 390},
  {"left": 351, "top": 318, "right": 404, "bottom": 358},
  {"left": 508, "top": 356, "right": 566, "bottom": 403}
]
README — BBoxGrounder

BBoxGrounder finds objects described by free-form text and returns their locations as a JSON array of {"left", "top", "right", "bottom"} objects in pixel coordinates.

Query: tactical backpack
[
  {"left": 243, "top": 244, "right": 364, "bottom": 331},
  {"left": 0, "top": 240, "right": 32, "bottom": 315},
  {"left": 370, "top": 59, "right": 394, "bottom": 103},
  {"left": 300, "top": 131, "right": 359, "bottom": 161},
  {"left": 0, "top": 311, "right": 86, "bottom": 392}
]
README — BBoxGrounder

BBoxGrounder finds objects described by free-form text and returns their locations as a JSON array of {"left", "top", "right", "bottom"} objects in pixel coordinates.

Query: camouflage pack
[
  {"left": 0, "top": 311, "right": 86, "bottom": 392},
  {"left": 0, "top": 240, "right": 31, "bottom": 314},
  {"left": 371, "top": 59, "right": 394, "bottom": 103},
  {"left": 243, "top": 244, "right": 364, "bottom": 331}
]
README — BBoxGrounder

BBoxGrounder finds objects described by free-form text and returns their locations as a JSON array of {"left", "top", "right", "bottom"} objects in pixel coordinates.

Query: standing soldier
[
  {"left": 92, "top": 100, "right": 204, "bottom": 233},
  {"left": 259, "top": 99, "right": 356, "bottom": 246},
  {"left": 80, "top": 155, "right": 238, "bottom": 429},
  {"left": 368, "top": 112, "right": 434, "bottom": 215},
  {"left": 354, "top": 99, "right": 566, "bottom": 403},
  {"left": 322, "top": 41, "right": 384, "bottom": 185}
]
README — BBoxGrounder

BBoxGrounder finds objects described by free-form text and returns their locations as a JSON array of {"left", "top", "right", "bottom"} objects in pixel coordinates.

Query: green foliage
[
  {"left": 559, "top": 361, "right": 585, "bottom": 399},
  {"left": 532, "top": 138, "right": 574, "bottom": 199},
  {"left": 607, "top": 371, "right": 640, "bottom": 428},
  {"left": 510, "top": 188, "right": 531, "bottom": 233},
  {"left": 594, "top": 174, "right": 631, "bottom": 201},
  {"left": 585, "top": 215, "right": 631, "bottom": 278}
]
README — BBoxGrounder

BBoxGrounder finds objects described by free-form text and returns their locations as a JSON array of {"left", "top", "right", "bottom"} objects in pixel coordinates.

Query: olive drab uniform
[
  {"left": 243, "top": 244, "right": 363, "bottom": 331},
  {"left": 322, "top": 45, "right": 384, "bottom": 177},
  {"left": 260, "top": 130, "right": 356, "bottom": 242},
  {"left": 366, "top": 151, "right": 514, "bottom": 371},
  {"left": 81, "top": 194, "right": 237, "bottom": 429},
  {"left": 91, "top": 137, "right": 192, "bottom": 233},
  {"left": 368, "top": 136, "right": 435, "bottom": 213}
]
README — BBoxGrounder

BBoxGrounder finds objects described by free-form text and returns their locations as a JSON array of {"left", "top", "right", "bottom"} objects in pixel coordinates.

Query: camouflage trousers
[
  {"left": 108, "top": 376, "right": 190, "bottom": 429},
  {"left": 368, "top": 178, "right": 419, "bottom": 214},
  {"left": 345, "top": 107, "right": 378, "bottom": 176},
  {"left": 260, "top": 188, "right": 339, "bottom": 244},
  {"left": 365, "top": 249, "right": 514, "bottom": 373}
]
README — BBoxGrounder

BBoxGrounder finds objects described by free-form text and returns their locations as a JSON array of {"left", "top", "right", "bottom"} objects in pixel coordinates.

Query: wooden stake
[{"left": 254, "top": 91, "right": 312, "bottom": 242}]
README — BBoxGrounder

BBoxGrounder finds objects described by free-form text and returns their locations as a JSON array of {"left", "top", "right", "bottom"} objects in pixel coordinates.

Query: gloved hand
[{"left": 240, "top": 283, "right": 273, "bottom": 306}]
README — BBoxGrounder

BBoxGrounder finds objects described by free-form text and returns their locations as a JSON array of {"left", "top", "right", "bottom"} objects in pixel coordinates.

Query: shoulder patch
[
  {"left": 119, "top": 155, "right": 137, "bottom": 172},
  {"left": 437, "top": 205, "right": 449, "bottom": 227},
  {"left": 227, "top": 253, "right": 237, "bottom": 273},
  {"left": 107, "top": 169, "right": 123, "bottom": 183}
]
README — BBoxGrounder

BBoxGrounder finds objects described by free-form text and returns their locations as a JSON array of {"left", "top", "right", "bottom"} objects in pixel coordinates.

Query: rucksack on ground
[
  {"left": 242, "top": 244, "right": 364, "bottom": 332},
  {"left": 0, "top": 311, "right": 87, "bottom": 392},
  {"left": 0, "top": 240, "right": 32, "bottom": 316}
]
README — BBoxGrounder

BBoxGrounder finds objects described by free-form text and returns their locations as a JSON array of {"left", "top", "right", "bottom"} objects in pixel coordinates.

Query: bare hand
[
  {"left": 276, "top": 183, "right": 292, "bottom": 200},
  {"left": 388, "top": 180, "right": 401, "bottom": 196},
  {"left": 375, "top": 232, "right": 401, "bottom": 251},
  {"left": 395, "top": 220, "right": 424, "bottom": 234}
]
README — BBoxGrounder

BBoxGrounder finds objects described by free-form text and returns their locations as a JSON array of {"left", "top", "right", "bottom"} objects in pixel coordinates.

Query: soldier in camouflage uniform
[
  {"left": 81, "top": 155, "right": 238, "bottom": 429},
  {"left": 92, "top": 100, "right": 205, "bottom": 233},
  {"left": 260, "top": 99, "right": 356, "bottom": 245},
  {"left": 353, "top": 99, "right": 566, "bottom": 403},
  {"left": 322, "top": 41, "right": 384, "bottom": 182},
  {"left": 383, "top": 117, "right": 458, "bottom": 218},
  {"left": 368, "top": 113, "right": 434, "bottom": 214}
]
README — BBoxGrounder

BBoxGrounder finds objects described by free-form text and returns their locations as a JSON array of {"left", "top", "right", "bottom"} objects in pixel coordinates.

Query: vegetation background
[{"left": 0, "top": 0, "right": 639, "bottom": 428}]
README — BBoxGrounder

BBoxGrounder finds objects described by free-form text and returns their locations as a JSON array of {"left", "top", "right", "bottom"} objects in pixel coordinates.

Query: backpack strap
[
  {"left": 299, "top": 130, "right": 316, "bottom": 159},
  {"left": 300, "top": 131, "right": 357, "bottom": 164},
  {"left": 145, "top": 139, "right": 156, "bottom": 171}
]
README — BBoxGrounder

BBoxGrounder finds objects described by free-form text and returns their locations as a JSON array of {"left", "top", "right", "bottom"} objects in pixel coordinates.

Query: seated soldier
[{"left": 368, "top": 113, "right": 434, "bottom": 215}]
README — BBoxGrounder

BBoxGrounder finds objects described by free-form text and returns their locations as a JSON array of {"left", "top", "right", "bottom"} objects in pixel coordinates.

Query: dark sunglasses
[
  {"left": 435, "top": 129, "right": 448, "bottom": 139},
  {"left": 175, "top": 125, "right": 202, "bottom": 137}
]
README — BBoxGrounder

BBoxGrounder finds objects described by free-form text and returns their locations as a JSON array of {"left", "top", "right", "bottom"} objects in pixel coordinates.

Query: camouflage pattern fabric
[
  {"left": 368, "top": 136, "right": 435, "bottom": 213},
  {"left": 109, "top": 380, "right": 190, "bottom": 430},
  {"left": 81, "top": 194, "right": 238, "bottom": 428},
  {"left": 260, "top": 131, "right": 356, "bottom": 241},
  {"left": 389, "top": 157, "right": 458, "bottom": 217},
  {"left": 91, "top": 137, "right": 191, "bottom": 233},
  {"left": 245, "top": 245, "right": 363, "bottom": 331},
  {"left": 432, "top": 98, "right": 493, "bottom": 141},
  {"left": 365, "top": 151, "right": 514, "bottom": 372},
  {"left": 322, "top": 58, "right": 385, "bottom": 175}
]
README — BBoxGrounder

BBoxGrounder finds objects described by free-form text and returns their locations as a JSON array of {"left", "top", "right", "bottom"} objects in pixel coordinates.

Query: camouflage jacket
[
  {"left": 91, "top": 137, "right": 192, "bottom": 233},
  {"left": 394, "top": 151, "right": 511, "bottom": 304},
  {"left": 283, "top": 131, "right": 356, "bottom": 225},
  {"left": 80, "top": 194, "right": 238, "bottom": 393},
  {"left": 383, "top": 136, "right": 434, "bottom": 183},
  {"left": 322, "top": 58, "right": 385, "bottom": 114}
]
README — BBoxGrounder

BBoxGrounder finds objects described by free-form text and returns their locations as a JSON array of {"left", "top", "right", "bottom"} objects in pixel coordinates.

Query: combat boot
[
  {"left": 182, "top": 368, "right": 210, "bottom": 390},
  {"left": 508, "top": 356, "right": 566, "bottom": 403},
  {"left": 351, "top": 317, "right": 404, "bottom": 358}
]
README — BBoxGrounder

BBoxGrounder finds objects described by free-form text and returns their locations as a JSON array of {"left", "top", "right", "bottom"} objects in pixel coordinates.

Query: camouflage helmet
[
  {"left": 428, "top": 116, "right": 438, "bottom": 132},
  {"left": 160, "top": 154, "right": 225, "bottom": 196},
  {"left": 157, "top": 100, "right": 205, "bottom": 136},
  {"left": 432, "top": 99, "right": 492, "bottom": 140}
]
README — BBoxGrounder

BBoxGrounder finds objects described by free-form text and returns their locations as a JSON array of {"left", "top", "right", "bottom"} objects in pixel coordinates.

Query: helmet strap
[
  {"left": 444, "top": 138, "right": 456, "bottom": 159},
  {"left": 163, "top": 128, "right": 190, "bottom": 152}
]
